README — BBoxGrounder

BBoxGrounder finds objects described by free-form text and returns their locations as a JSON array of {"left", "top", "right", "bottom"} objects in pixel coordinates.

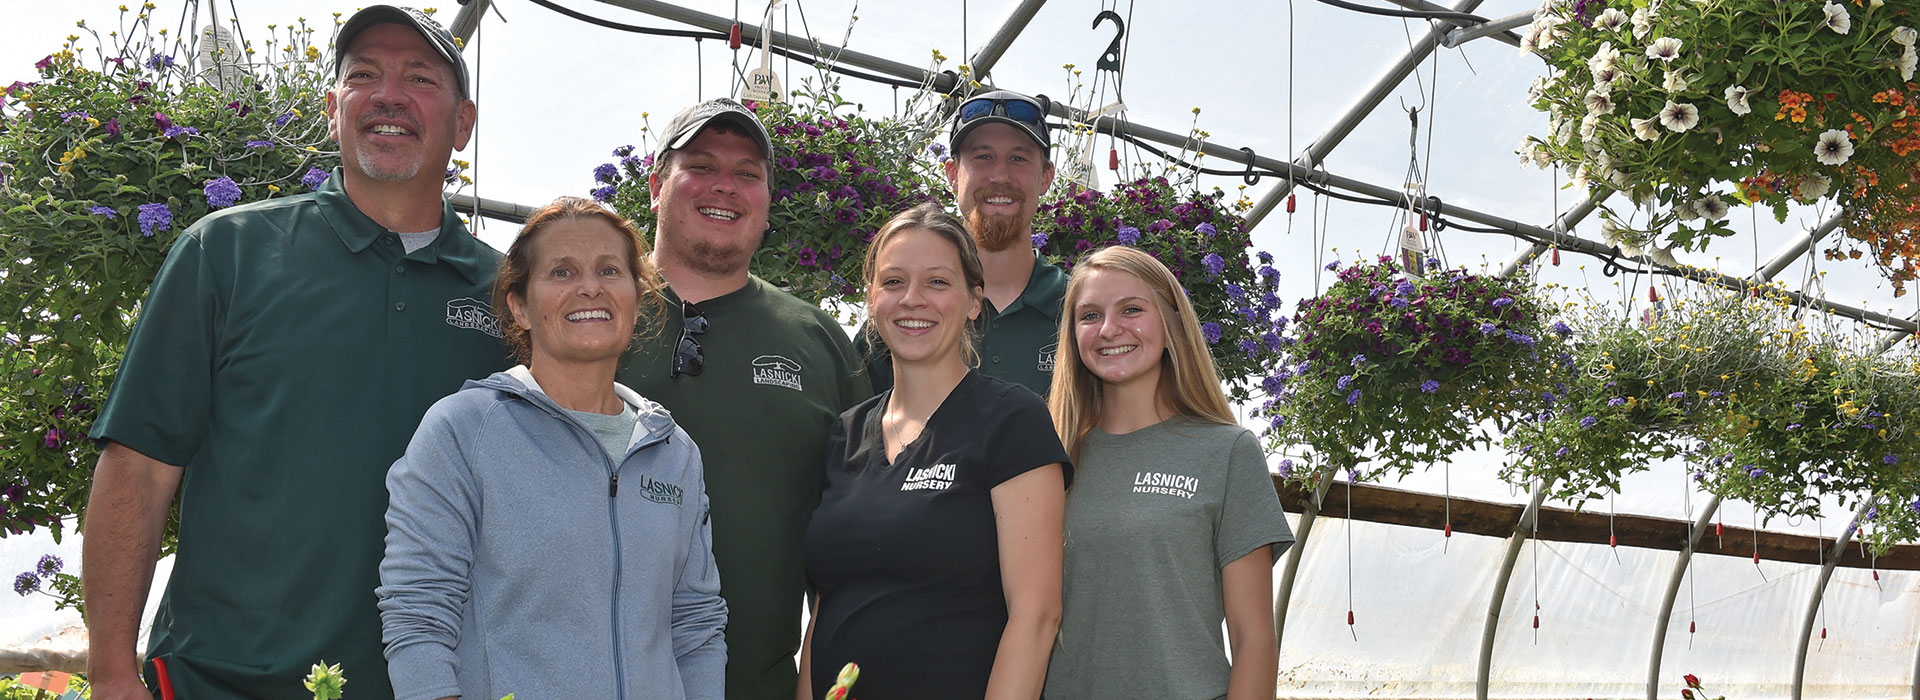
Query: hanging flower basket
[
  {"left": 0, "top": 9, "right": 340, "bottom": 539},
  {"left": 1522, "top": 0, "right": 1920, "bottom": 294},
  {"left": 1264, "top": 257, "right": 1562, "bottom": 482},
  {"left": 1503, "top": 287, "right": 1920, "bottom": 551},
  {"left": 1030, "top": 175, "right": 1288, "bottom": 402}
]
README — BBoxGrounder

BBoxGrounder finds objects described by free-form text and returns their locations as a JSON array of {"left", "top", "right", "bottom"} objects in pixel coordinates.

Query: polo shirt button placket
[{"left": 991, "top": 354, "right": 1001, "bottom": 364}]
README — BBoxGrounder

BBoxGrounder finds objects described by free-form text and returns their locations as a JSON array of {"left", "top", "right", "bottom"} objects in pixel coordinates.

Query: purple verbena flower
[
  {"left": 35, "top": 555, "right": 60, "bottom": 576},
  {"left": 590, "top": 185, "right": 616, "bottom": 202},
  {"left": 1031, "top": 232, "right": 1049, "bottom": 248},
  {"left": 1668, "top": 392, "right": 1685, "bottom": 400},
  {"left": 162, "top": 125, "right": 198, "bottom": 140},
  {"left": 1117, "top": 225, "right": 1141, "bottom": 246},
  {"left": 203, "top": 176, "right": 242, "bottom": 209},
  {"left": 1552, "top": 321, "right": 1573, "bottom": 337},
  {"left": 1478, "top": 322, "right": 1498, "bottom": 334},
  {"left": 13, "top": 572, "right": 37, "bottom": 596},
  {"left": 1202, "top": 253, "right": 1225, "bottom": 277},
  {"left": 1491, "top": 297, "right": 1513, "bottom": 308},
  {"left": 1580, "top": 415, "right": 1598, "bottom": 429},
  {"left": 1607, "top": 397, "right": 1625, "bottom": 406},
  {"left": 1346, "top": 389, "right": 1362, "bottom": 405},
  {"left": 1200, "top": 322, "right": 1222, "bottom": 344},
  {"left": 244, "top": 139, "right": 274, "bottom": 149},
  {"left": 1746, "top": 466, "right": 1765, "bottom": 478},
  {"left": 1420, "top": 379, "right": 1440, "bottom": 393},
  {"left": 1886, "top": 455, "right": 1901, "bottom": 465},
  {"left": 593, "top": 162, "right": 618, "bottom": 183},
  {"left": 135, "top": 203, "right": 172, "bottom": 237},
  {"left": 1196, "top": 222, "right": 1217, "bottom": 237},
  {"left": 301, "top": 166, "right": 330, "bottom": 190},
  {"left": 89, "top": 205, "right": 117, "bottom": 219},
  {"left": 1336, "top": 375, "right": 1353, "bottom": 390}
]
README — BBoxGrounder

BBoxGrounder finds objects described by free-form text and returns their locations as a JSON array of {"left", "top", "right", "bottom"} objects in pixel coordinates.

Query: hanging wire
[
  {"left": 1752, "top": 508, "right": 1768, "bottom": 582},
  {"left": 1346, "top": 471, "right": 1357, "bottom": 641},
  {"left": 1816, "top": 515, "right": 1828, "bottom": 651}
]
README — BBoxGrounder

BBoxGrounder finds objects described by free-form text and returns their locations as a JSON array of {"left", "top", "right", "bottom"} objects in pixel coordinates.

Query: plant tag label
[{"left": 743, "top": 67, "right": 784, "bottom": 103}]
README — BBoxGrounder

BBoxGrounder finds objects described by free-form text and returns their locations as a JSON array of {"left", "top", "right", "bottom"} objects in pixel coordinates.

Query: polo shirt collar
[
  {"left": 988, "top": 253, "right": 1069, "bottom": 320},
  {"left": 314, "top": 167, "right": 490, "bottom": 284}
]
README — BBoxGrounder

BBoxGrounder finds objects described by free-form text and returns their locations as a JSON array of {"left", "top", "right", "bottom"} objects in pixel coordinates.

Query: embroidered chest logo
[
  {"left": 1036, "top": 342, "right": 1058, "bottom": 373},
  {"left": 902, "top": 463, "right": 957, "bottom": 492},
  {"left": 752, "top": 354, "right": 804, "bottom": 391},
  {"left": 446, "top": 297, "right": 503, "bottom": 338},
  {"left": 633, "top": 475, "right": 684, "bottom": 506},
  {"left": 1133, "top": 471, "right": 1199, "bottom": 499}
]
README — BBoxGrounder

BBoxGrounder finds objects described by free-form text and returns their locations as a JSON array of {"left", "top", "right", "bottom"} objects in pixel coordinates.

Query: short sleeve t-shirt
[
  {"left": 1043, "top": 417, "right": 1294, "bottom": 700},
  {"left": 802, "top": 371, "right": 1071, "bottom": 700}
]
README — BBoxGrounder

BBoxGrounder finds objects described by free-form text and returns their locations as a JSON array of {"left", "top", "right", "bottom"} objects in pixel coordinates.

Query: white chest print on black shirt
[
  {"left": 902, "top": 463, "right": 957, "bottom": 491},
  {"left": 752, "top": 354, "right": 804, "bottom": 391},
  {"left": 446, "top": 297, "right": 503, "bottom": 338},
  {"left": 1133, "top": 471, "right": 1199, "bottom": 499},
  {"left": 1036, "top": 342, "right": 1058, "bottom": 372}
]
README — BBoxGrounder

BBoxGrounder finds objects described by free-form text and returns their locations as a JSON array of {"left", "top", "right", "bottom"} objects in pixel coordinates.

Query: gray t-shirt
[
  {"left": 563, "top": 403, "right": 638, "bottom": 462},
  {"left": 1044, "top": 416, "right": 1295, "bottom": 700}
]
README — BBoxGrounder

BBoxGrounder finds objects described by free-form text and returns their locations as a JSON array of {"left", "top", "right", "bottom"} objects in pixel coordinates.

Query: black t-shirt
[{"left": 803, "top": 371, "right": 1072, "bottom": 700}]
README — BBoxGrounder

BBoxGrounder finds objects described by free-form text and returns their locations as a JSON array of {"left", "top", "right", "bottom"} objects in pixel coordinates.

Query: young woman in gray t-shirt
[{"left": 1044, "top": 245, "right": 1295, "bottom": 700}]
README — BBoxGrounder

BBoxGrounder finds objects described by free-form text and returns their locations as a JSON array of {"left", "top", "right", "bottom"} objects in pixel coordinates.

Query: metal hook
[{"left": 1239, "top": 147, "right": 1260, "bottom": 186}]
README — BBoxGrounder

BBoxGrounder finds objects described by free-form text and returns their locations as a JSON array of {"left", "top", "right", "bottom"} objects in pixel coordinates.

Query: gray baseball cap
[
  {"left": 654, "top": 98, "right": 775, "bottom": 165},
  {"left": 334, "top": 5, "right": 470, "bottom": 99},
  {"left": 951, "top": 90, "right": 1051, "bottom": 153}
]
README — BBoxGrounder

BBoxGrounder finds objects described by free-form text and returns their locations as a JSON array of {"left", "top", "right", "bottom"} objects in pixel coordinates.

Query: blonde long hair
[{"left": 1047, "top": 245, "right": 1235, "bottom": 461}]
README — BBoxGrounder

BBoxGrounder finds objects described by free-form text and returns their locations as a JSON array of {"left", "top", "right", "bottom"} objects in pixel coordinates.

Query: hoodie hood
[{"left": 470, "top": 366, "right": 677, "bottom": 453}]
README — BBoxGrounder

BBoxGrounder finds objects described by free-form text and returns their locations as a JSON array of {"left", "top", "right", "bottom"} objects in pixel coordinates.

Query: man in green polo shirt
[
  {"left": 82, "top": 8, "right": 503, "bottom": 700},
  {"left": 616, "top": 99, "right": 870, "bottom": 700},
  {"left": 859, "top": 90, "right": 1069, "bottom": 397}
]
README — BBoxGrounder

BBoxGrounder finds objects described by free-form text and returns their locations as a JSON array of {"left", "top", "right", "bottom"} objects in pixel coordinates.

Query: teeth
[
  {"left": 371, "top": 124, "right": 411, "bottom": 135},
  {"left": 566, "top": 310, "right": 612, "bottom": 322},
  {"left": 985, "top": 196, "right": 1014, "bottom": 204},
  {"left": 1098, "top": 345, "right": 1136, "bottom": 356},
  {"left": 896, "top": 319, "right": 934, "bottom": 329},
  {"left": 698, "top": 207, "right": 739, "bottom": 221}
]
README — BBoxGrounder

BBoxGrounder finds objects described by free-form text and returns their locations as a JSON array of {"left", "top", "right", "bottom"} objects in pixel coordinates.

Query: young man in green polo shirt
[
  {"left": 859, "top": 90, "right": 1070, "bottom": 397},
  {"left": 82, "top": 8, "right": 503, "bottom": 700},
  {"left": 615, "top": 99, "right": 870, "bottom": 700}
]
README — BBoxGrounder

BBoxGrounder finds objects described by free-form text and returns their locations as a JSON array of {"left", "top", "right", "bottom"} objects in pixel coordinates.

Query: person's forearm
[
  {"left": 82, "top": 443, "right": 182, "bottom": 685},
  {"left": 1224, "top": 635, "right": 1279, "bottom": 700},
  {"left": 982, "top": 609, "right": 1060, "bottom": 700}
]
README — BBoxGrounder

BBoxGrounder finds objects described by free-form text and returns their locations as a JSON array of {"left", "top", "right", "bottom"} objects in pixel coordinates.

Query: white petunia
[
  {"left": 1894, "top": 26, "right": 1917, "bottom": 47},
  {"left": 1589, "top": 42, "right": 1622, "bottom": 74},
  {"left": 1674, "top": 200, "right": 1700, "bottom": 221},
  {"left": 1531, "top": 15, "right": 1568, "bottom": 51},
  {"left": 1663, "top": 69, "right": 1690, "bottom": 93},
  {"left": 1693, "top": 195, "right": 1729, "bottom": 221},
  {"left": 1632, "top": 116, "right": 1661, "bottom": 140},
  {"left": 1902, "top": 46, "right": 1917, "bottom": 82},
  {"left": 1594, "top": 150, "right": 1612, "bottom": 174},
  {"left": 1659, "top": 100, "right": 1700, "bottom": 132},
  {"left": 1529, "top": 76, "right": 1549, "bottom": 103},
  {"left": 1632, "top": 8, "right": 1654, "bottom": 39},
  {"left": 1794, "top": 173, "right": 1832, "bottom": 202},
  {"left": 1581, "top": 113, "right": 1602, "bottom": 142},
  {"left": 1814, "top": 128, "right": 1854, "bottom": 166},
  {"left": 1724, "top": 85, "right": 1752, "bottom": 115},
  {"left": 1823, "top": 1, "right": 1850, "bottom": 35},
  {"left": 1593, "top": 66, "right": 1620, "bottom": 94},
  {"left": 1571, "top": 165, "right": 1591, "bottom": 191},
  {"left": 1517, "top": 138, "right": 1543, "bottom": 167},
  {"left": 1607, "top": 167, "right": 1631, "bottom": 188},
  {"left": 1647, "top": 37, "right": 1684, "bottom": 62},
  {"left": 1594, "top": 8, "right": 1629, "bottom": 32},
  {"left": 1554, "top": 117, "right": 1575, "bottom": 146},
  {"left": 1585, "top": 90, "right": 1615, "bottom": 116}
]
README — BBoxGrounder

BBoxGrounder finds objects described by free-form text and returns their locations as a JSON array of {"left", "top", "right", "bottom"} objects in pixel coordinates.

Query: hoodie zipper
[{"left": 542, "top": 397, "right": 667, "bottom": 700}]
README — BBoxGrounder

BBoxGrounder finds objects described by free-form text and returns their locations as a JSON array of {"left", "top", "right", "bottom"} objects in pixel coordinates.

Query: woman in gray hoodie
[{"left": 379, "top": 196, "right": 726, "bottom": 700}]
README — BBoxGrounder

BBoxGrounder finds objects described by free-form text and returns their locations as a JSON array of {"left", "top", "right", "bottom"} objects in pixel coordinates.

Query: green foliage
[
  {"left": 303, "top": 661, "right": 345, "bottom": 700},
  {"left": 1504, "top": 286, "right": 1920, "bottom": 550},
  {"left": 0, "top": 674, "right": 90, "bottom": 699},
  {"left": 0, "top": 8, "right": 339, "bottom": 537},
  {"left": 1264, "top": 257, "right": 1561, "bottom": 482},
  {"left": 595, "top": 76, "right": 950, "bottom": 310}
]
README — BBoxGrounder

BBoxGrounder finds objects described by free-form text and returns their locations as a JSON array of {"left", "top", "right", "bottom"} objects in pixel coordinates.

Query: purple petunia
[
  {"left": 301, "top": 166, "right": 330, "bottom": 190},
  {"left": 1420, "top": 379, "right": 1440, "bottom": 393},
  {"left": 203, "top": 177, "right": 242, "bottom": 209},
  {"left": 1200, "top": 322, "right": 1223, "bottom": 344},
  {"left": 89, "top": 205, "right": 117, "bottom": 219},
  {"left": 1117, "top": 225, "right": 1141, "bottom": 246},
  {"left": 135, "top": 203, "right": 172, "bottom": 237}
]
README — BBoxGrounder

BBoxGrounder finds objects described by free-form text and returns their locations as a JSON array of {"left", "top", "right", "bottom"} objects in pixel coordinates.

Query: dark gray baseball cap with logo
[
  {"left": 334, "top": 5, "right": 470, "bottom": 99},
  {"left": 654, "top": 98, "right": 775, "bottom": 164}
]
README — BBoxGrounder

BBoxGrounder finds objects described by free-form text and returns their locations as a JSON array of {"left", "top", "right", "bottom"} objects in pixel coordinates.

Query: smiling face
[
  {"left": 507, "top": 217, "right": 641, "bottom": 372},
  {"left": 325, "top": 22, "right": 475, "bottom": 186},
  {"left": 944, "top": 122, "right": 1053, "bottom": 253},
  {"left": 648, "top": 126, "right": 772, "bottom": 277},
  {"left": 868, "top": 227, "right": 982, "bottom": 368},
  {"left": 1071, "top": 267, "right": 1170, "bottom": 391}
]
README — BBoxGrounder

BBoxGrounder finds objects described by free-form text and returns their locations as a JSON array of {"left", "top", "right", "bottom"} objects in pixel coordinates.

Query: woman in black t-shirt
[{"left": 800, "top": 202, "right": 1070, "bottom": 700}]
